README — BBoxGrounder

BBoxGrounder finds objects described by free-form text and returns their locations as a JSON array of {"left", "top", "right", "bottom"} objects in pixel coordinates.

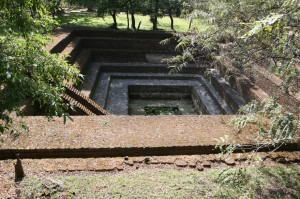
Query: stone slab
[{"left": 0, "top": 115, "right": 259, "bottom": 159}]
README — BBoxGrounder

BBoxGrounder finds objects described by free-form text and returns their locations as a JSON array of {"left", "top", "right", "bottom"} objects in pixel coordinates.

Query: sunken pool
[{"left": 51, "top": 30, "right": 245, "bottom": 115}]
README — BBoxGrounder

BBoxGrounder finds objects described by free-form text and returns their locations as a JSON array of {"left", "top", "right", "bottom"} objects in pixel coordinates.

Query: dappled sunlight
[{"left": 57, "top": 12, "right": 201, "bottom": 32}]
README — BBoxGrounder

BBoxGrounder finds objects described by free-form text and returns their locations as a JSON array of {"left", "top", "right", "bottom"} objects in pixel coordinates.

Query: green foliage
[
  {"left": 0, "top": 33, "right": 79, "bottom": 133},
  {"left": 215, "top": 135, "right": 241, "bottom": 155},
  {"left": 172, "top": 0, "right": 300, "bottom": 150},
  {"left": 216, "top": 168, "right": 250, "bottom": 190},
  {"left": 95, "top": 0, "right": 184, "bottom": 30},
  {"left": 0, "top": 0, "right": 59, "bottom": 34},
  {"left": 48, "top": 0, "right": 65, "bottom": 17},
  {"left": 97, "top": 0, "right": 122, "bottom": 28},
  {"left": 69, "top": 0, "right": 98, "bottom": 11},
  {"left": 68, "top": 0, "right": 186, "bottom": 30},
  {"left": 230, "top": 97, "right": 300, "bottom": 148},
  {"left": 173, "top": 0, "right": 300, "bottom": 93},
  {"left": 159, "top": 0, "right": 182, "bottom": 30},
  {"left": 124, "top": 0, "right": 143, "bottom": 29},
  {"left": 162, "top": 0, "right": 182, "bottom": 16},
  {"left": 97, "top": 0, "right": 121, "bottom": 17},
  {"left": 0, "top": 0, "right": 81, "bottom": 134},
  {"left": 125, "top": 0, "right": 143, "bottom": 14}
]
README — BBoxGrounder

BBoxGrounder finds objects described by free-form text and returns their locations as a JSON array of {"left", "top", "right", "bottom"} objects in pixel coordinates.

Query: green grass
[
  {"left": 19, "top": 166, "right": 300, "bottom": 198},
  {"left": 57, "top": 12, "right": 206, "bottom": 32},
  {"left": 0, "top": 12, "right": 207, "bottom": 38}
]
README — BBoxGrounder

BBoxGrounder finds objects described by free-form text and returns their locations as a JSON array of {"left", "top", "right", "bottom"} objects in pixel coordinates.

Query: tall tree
[
  {"left": 48, "top": 0, "right": 64, "bottom": 17},
  {"left": 143, "top": 0, "right": 163, "bottom": 30},
  {"left": 152, "top": 0, "right": 159, "bottom": 30},
  {"left": 97, "top": 0, "right": 121, "bottom": 29},
  {"left": 69, "top": 0, "right": 98, "bottom": 12},
  {"left": 180, "top": 0, "right": 194, "bottom": 30},
  {"left": 162, "top": 0, "right": 182, "bottom": 30},
  {"left": 124, "top": 0, "right": 141, "bottom": 30}
]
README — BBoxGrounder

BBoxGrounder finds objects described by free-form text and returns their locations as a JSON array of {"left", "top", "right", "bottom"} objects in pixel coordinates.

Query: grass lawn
[
  {"left": 19, "top": 166, "right": 300, "bottom": 198},
  {"left": 0, "top": 11, "right": 207, "bottom": 38},
  {"left": 57, "top": 12, "right": 207, "bottom": 32}
]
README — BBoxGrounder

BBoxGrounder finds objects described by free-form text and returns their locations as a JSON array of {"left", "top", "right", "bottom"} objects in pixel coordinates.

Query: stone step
[
  {"left": 73, "top": 49, "right": 182, "bottom": 70},
  {"left": 67, "top": 37, "right": 177, "bottom": 65},
  {"left": 64, "top": 85, "right": 109, "bottom": 115},
  {"left": 62, "top": 95, "right": 95, "bottom": 116},
  {"left": 71, "top": 29, "right": 174, "bottom": 40},
  {"left": 48, "top": 29, "right": 175, "bottom": 54},
  {"left": 209, "top": 70, "right": 246, "bottom": 112},
  {"left": 89, "top": 73, "right": 238, "bottom": 114},
  {"left": 216, "top": 59, "right": 300, "bottom": 112},
  {"left": 97, "top": 62, "right": 208, "bottom": 73},
  {"left": 79, "top": 37, "right": 175, "bottom": 51}
]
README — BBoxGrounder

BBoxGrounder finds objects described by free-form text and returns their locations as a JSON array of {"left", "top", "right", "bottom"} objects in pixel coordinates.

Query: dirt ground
[{"left": 1, "top": 160, "right": 299, "bottom": 198}]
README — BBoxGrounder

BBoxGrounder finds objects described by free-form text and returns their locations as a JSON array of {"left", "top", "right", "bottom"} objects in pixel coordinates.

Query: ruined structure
[
  {"left": 0, "top": 29, "right": 299, "bottom": 172},
  {"left": 52, "top": 29, "right": 245, "bottom": 116}
]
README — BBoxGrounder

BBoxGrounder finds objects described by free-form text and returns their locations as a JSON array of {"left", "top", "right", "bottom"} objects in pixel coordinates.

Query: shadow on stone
[{"left": 14, "top": 154, "right": 25, "bottom": 182}]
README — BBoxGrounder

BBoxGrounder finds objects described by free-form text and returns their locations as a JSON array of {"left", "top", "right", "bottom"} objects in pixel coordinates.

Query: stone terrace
[
  {"left": 1, "top": 29, "right": 299, "bottom": 173},
  {"left": 50, "top": 29, "right": 245, "bottom": 115}
]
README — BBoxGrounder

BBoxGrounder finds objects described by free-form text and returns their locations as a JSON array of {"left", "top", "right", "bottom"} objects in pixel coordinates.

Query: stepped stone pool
[{"left": 51, "top": 29, "right": 245, "bottom": 115}]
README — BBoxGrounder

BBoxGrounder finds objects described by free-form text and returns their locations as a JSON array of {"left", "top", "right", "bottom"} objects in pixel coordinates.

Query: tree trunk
[
  {"left": 110, "top": 11, "right": 117, "bottom": 29},
  {"left": 153, "top": 17, "right": 158, "bottom": 30},
  {"left": 126, "top": 10, "right": 130, "bottom": 29},
  {"left": 48, "top": 0, "right": 62, "bottom": 17},
  {"left": 137, "top": 21, "right": 142, "bottom": 30},
  {"left": 188, "top": 19, "right": 192, "bottom": 31},
  {"left": 153, "top": 0, "right": 159, "bottom": 30},
  {"left": 131, "top": 12, "right": 136, "bottom": 30},
  {"left": 169, "top": 11, "right": 174, "bottom": 30}
]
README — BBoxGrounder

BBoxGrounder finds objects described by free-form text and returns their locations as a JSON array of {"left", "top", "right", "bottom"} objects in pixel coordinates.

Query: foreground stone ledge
[
  {"left": 1, "top": 115, "right": 254, "bottom": 149},
  {"left": 1, "top": 115, "right": 297, "bottom": 159}
]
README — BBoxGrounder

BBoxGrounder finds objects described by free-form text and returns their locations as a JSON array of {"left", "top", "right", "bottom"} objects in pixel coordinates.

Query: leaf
[{"left": 241, "top": 14, "right": 284, "bottom": 39}]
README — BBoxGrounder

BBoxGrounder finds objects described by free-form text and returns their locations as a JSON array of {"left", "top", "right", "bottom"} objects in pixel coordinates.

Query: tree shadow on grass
[
  {"left": 256, "top": 166, "right": 300, "bottom": 199},
  {"left": 57, "top": 13, "right": 108, "bottom": 29}
]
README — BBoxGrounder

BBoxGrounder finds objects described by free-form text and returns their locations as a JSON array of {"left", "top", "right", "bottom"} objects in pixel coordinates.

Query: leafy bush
[
  {"left": 173, "top": 0, "right": 300, "bottom": 149},
  {"left": 0, "top": 0, "right": 81, "bottom": 134},
  {"left": 173, "top": 0, "right": 300, "bottom": 93},
  {"left": 0, "top": 33, "right": 79, "bottom": 133},
  {"left": 230, "top": 97, "right": 300, "bottom": 148}
]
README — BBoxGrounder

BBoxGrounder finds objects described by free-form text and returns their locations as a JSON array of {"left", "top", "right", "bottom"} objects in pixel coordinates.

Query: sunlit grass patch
[
  {"left": 19, "top": 166, "right": 300, "bottom": 198},
  {"left": 56, "top": 12, "right": 204, "bottom": 32}
]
